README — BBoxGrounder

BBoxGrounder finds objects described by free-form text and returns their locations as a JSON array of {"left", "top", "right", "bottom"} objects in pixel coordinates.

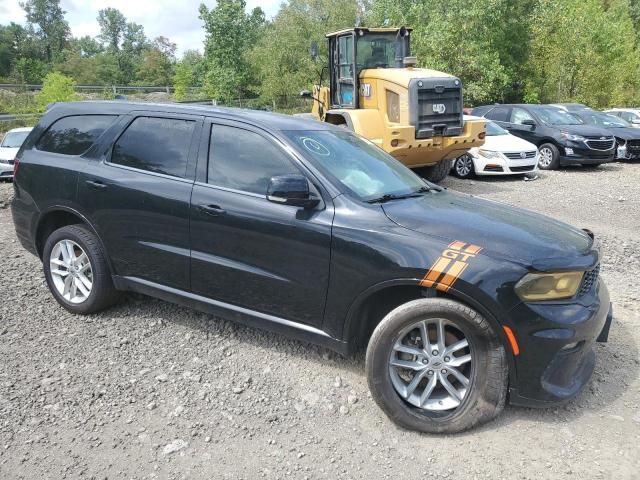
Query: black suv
[
  {"left": 472, "top": 104, "right": 616, "bottom": 169},
  {"left": 12, "top": 102, "right": 612, "bottom": 433},
  {"left": 569, "top": 109, "right": 640, "bottom": 160}
]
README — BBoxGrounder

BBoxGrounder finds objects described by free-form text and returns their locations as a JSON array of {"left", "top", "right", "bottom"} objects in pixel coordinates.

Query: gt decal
[{"left": 420, "top": 241, "right": 483, "bottom": 292}]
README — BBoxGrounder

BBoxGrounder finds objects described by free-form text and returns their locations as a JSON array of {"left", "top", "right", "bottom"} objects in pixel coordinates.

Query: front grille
[
  {"left": 504, "top": 151, "right": 537, "bottom": 160},
  {"left": 585, "top": 137, "right": 615, "bottom": 151},
  {"left": 410, "top": 78, "right": 463, "bottom": 139},
  {"left": 578, "top": 264, "right": 600, "bottom": 296},
  {"left": 509, "top": 165, "right": 536, "bottom": 172}
]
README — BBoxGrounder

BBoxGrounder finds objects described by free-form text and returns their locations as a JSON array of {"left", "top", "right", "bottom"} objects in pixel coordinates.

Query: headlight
[
  {"left": 515, "top": 271, "right": 584, "bottom": 301},
  {"left": 386, "top": 90, "right": 400, "bottom": 123},
  {"left": 477, "top": 149, "right": 501, "bottom": 159},
  {"left": 560, "top": 132, "right": 585, "bottom": 142}
]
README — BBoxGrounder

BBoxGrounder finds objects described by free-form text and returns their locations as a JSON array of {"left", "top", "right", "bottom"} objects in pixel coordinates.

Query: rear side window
[
  {"left": 36, "top": 115, "right": 116, "bottom": 155},
  {"left": 111, "top": 117, "right": 195, "bottom": 178},
  {"left": 208, "top": 125, "right": 298, "bottom": 194},
  {"left": 484, "top": 106, "right": 510, "bottom": 122}
]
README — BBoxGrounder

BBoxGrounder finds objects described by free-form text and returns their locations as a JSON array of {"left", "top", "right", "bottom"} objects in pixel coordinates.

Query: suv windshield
[
  {"left": 356, "top": 33, "right": 397, "bottom": 69},
  {"left": 533, "top": 107, "right": 584, "bottom": 126},
  {"left": 486, "top": 121, "right": 508, "bottom": 136},
  {"left": 580, "top": 112, "right": 631, "bottom": 128},
  {"left": 1, "top": 131, "right": 30, "bottom": 148},
  {"left": 283, "top": 130, "right": 428, "bottom": 201}
]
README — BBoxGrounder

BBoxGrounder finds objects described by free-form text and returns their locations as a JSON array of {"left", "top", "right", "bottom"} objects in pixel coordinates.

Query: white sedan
[
  {"left": 0, "top": 127, "right": 32, "bottom": 180},
  {"left": 452, "top": 120, "right": 539, "bottom": 178}
]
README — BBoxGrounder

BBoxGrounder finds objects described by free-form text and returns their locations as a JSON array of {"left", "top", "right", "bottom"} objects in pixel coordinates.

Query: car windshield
[
  {"left": 356, "top": 33, "right": 396, "bottom": 69},
  {"left": 1, "top": 131, "right": 30, "bottom": 148},
  {"left": 581, "top": 112, "right": 631, "bottom": 128},
  {"left": 283, "top": 130, "right": 429, "bottom": 201},
  {"left": 486, "top": 121, "right": 508, "bottom": 136},
  {"left": 533, "top": 107, "right": 584, "bottom": 125}
]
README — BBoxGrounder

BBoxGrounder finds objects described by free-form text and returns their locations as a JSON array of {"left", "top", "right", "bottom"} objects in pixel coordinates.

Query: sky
[{"left": 0, "top": 0, "right": 283, "bottom": 55}]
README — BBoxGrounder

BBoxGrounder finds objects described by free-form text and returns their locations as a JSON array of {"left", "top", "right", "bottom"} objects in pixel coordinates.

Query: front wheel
[
  {"left": 418, "top": 159, "right": 452, "bottom": 183},
  {"left": 538, "top": 143, "right": 560, "bottom": 170},
  {"left": 366, "top": 298, "right": 507, "bottom": 433},
  {"left": 452, "top": 154, "right": 475, "bottom": 178}
]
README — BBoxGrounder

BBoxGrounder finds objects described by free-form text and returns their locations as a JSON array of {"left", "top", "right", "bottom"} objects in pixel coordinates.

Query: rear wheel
[
  {"left": 366, "top": 298, "right": 507, "bottom": 433},
  {"left": 452, "top": 154, "right": 475, "bottom": 178},
  {"left": 43, "top": 225, "right": 120, "bottom": 314},
  {"left": 418, "top": 159, "right": 452, "bottom": 183},
  {"left": 538, "top": 143, "right": 560, "bottom": 170}
]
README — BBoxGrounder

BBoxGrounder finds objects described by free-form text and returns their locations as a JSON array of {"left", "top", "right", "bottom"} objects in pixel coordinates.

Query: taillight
[{"left": 13, "top": 158, "right": 19, "bottom": 177}]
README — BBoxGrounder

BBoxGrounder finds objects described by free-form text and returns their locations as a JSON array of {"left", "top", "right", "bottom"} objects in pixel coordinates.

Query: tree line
[{"left": 1, "top": 0, "right": 640, "bottom": 108}]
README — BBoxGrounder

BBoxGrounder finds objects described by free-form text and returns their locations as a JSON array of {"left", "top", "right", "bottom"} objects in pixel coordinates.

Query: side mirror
[
  {"left": 521, "top": 119, "right": 536, "bottom": 128},
  {"left": 300, "top": 90, "right": 312, "bottom": 98},
  {"left": 310, "top": 41, "right": 319, "bottom": 60},
  {"left": 267, "top": 174, "right": 319, "bottom": 209}
]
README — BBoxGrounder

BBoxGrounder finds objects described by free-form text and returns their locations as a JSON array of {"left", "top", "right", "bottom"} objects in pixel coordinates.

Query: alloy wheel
[
  {"left": 538, "top": 147, "right": 553, "bottom": 168},
  {"left": 389, "top": 318, "right": 472, "bottom": 411},
  {"left": 49, "top": 239, "right": 93, "bottom": 304},
  {"left": 455, "top": 155, "right": 474, "bottom": 177}
]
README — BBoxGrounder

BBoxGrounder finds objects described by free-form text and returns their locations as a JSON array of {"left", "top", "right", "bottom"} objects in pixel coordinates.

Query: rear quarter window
[{"left": 36, "top": 115, "right": 117, "bottom": 156}]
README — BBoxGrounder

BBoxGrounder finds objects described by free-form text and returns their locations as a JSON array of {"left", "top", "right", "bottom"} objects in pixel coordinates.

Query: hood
[
  {"left": 0, "top": 147, "right": 19, "bottom": 161},
  {"left": 360, "top": 67, "right": 455, "bottom": 88},
  {"left": 554, "top": 124, "right": 613, "bottom": 137},
  {"left": 382, "top": 191, "right": 593, "bottom": 267},
  {"left": 480, "top": 133, "right": 537, "bottom": 153},
  {"left": 604, "top": 127, "right": 640, "bottom": 141}
]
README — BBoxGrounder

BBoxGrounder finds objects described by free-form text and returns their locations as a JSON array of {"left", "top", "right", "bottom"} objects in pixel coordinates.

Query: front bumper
[
  {"left": 507, "top": 279, "right": 612, "bottom": 407},
  {"left": 471, "top": 152, "right": 538, "bottom": 176},
  {"left": 558, "top": 142, "right": 615, "bottom": 165}
]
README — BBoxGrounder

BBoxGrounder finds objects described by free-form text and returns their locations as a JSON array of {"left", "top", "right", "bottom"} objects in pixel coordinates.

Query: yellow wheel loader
[{"left": 302, "top": 27, "right": 486, "bottom": 182}]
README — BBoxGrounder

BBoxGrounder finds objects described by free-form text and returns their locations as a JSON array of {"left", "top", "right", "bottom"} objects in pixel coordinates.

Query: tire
[
  {"left": 366, "top": 298, "right": 507, "bottom": 433},
  {"left": 537, "top": 143, "right": 560, "bottom": 170},
  {"left": 418, "top": 159, "right": 452, "bottom": 183},
  {"left": 452, "top": 154, "right": 475, "bottom": 178},
  {"left": 43, "top": 224, "right": 120, "bottom": 314}
]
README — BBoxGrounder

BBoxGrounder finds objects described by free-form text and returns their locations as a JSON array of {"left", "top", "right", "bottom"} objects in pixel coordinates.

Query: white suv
[{"left": 604, "top": 109, "right": 640, "bottom": 127}]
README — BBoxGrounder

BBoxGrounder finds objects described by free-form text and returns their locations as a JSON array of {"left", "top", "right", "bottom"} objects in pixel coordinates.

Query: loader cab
[{"left": 327, "top": 27, "right": 412, "bottom": 109}]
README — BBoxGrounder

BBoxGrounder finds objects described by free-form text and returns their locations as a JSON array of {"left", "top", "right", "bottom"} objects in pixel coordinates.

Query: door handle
[
  {"left": 85, "top": 180, "right": 108, "bottom": 190},
  {"left": 198, "top": 204, "right": 226, "bottom": 216}
]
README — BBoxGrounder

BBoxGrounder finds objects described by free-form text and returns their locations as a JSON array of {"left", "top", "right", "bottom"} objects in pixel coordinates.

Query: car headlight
[
  {"left": 515, "top": 271, "right": 584, "bottom": 301},
  {"left": 477, "top": 149, "right": 501, "bottom": 159},
  {"left": 386, "top": 90, "right": 400, "bottom": 123},
  {"left": 560, "top": 132, "right": 585, "bottom": 142}
]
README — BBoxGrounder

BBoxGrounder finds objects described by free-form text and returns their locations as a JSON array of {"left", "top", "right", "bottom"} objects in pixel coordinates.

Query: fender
[
  {"left": 34, "top": 204, "right": 117, "bottom": 276},
  {"left": 342, "top": 277, "right": 518, "bottom": 382}
]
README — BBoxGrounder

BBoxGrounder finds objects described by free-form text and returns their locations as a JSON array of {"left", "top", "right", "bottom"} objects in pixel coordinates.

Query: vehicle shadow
[
  {"left": 115, "top": 292, "right": 637, "bottom": 433},
  {"left": 441, "top": 172, "right": 544, "bottom": 195}
]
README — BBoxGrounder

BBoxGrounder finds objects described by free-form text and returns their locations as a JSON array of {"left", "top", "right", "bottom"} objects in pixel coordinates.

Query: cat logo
[
  {"left": 432, "top": 103, "right": 447, "bottom": 114},
  {"left": 360, "top": 83, "right": 372, "bottom": 98},
  {"left": 420, "top": 241, "right": 483, "bottom": 292}
]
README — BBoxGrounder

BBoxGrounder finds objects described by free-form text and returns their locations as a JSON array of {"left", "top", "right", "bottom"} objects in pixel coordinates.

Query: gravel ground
[{"left": 0, "top": 163, "right": 639, "bottom": 480}]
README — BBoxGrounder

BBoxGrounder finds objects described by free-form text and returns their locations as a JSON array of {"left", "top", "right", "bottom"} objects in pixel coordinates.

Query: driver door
[{"left": 332, "top": 34, "right": 356, "bottom": 108}]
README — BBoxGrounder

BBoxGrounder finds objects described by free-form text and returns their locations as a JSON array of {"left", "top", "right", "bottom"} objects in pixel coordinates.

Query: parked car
[
  {"left": 12, "top": 101, "right": 612, "bottom": 433},
  {"left": 452, "top": 120, "right": 538, "bottom": 178},
  {"left": 471, "top": 104, "right": 616, "bottom": 170},
  {"left": 570, "top": 110, "right": 640, "bottom": 160},
  {"left": 549, "top": 103, "right": 590, "bottom": 112},
  {"left": 0, "top": 127, "right": 32, "bottom": 180},
  {"left": 604, "top": 108, "right": 640, "bottom": 127}
]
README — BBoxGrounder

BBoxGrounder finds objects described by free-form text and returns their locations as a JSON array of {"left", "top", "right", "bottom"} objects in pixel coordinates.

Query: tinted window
[
  {"left": 511, "top": 107, "right": 535, "bottom": 124},
  {"left": 208, "top": 125, "right": 298, "bottom": 194},
  {"left": 533, "top": 107, "right": 583, "bottom": 125},
  {"left": 484, "top": 106, "right": 510, "bottom": 122},
  {"left": 111, "top": 117, "right": 195, "bottom": 178},
  {"left": 36, "top": 115, "right": 116, "bottom": 155}
]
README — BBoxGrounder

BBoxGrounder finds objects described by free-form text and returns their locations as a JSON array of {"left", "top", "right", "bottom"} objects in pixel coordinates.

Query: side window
[
  {"left": 484, "top": 106, "right": 510, "bottom": 122},
  {"left": 511, "top": 107, "right": 535, "bottom": 124},
  {"left": 111, "top": 117, "right": 195, "bottom": 178},
  {"left": 36, "top": 115, "right": 117, "bottom": 155},
  {"left": 208, "top": 125, "right": 299, "bottom": 195}
]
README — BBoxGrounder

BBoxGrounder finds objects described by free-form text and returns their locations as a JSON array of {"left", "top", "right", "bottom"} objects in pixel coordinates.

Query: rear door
[
  {"left": 77, "top": 112, "right": 202, "bottom": 291},
  {"left": 483, "top": 106, "right": 511, "bottom": 129},
  {"left": 189, "top": 119, "right": 333, "bottom": 327}
]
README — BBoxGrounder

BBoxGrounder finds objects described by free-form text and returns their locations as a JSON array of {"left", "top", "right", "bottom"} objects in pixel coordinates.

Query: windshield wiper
[{"left": 366, "top": 193, "right": 416, "bottom": 204}]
